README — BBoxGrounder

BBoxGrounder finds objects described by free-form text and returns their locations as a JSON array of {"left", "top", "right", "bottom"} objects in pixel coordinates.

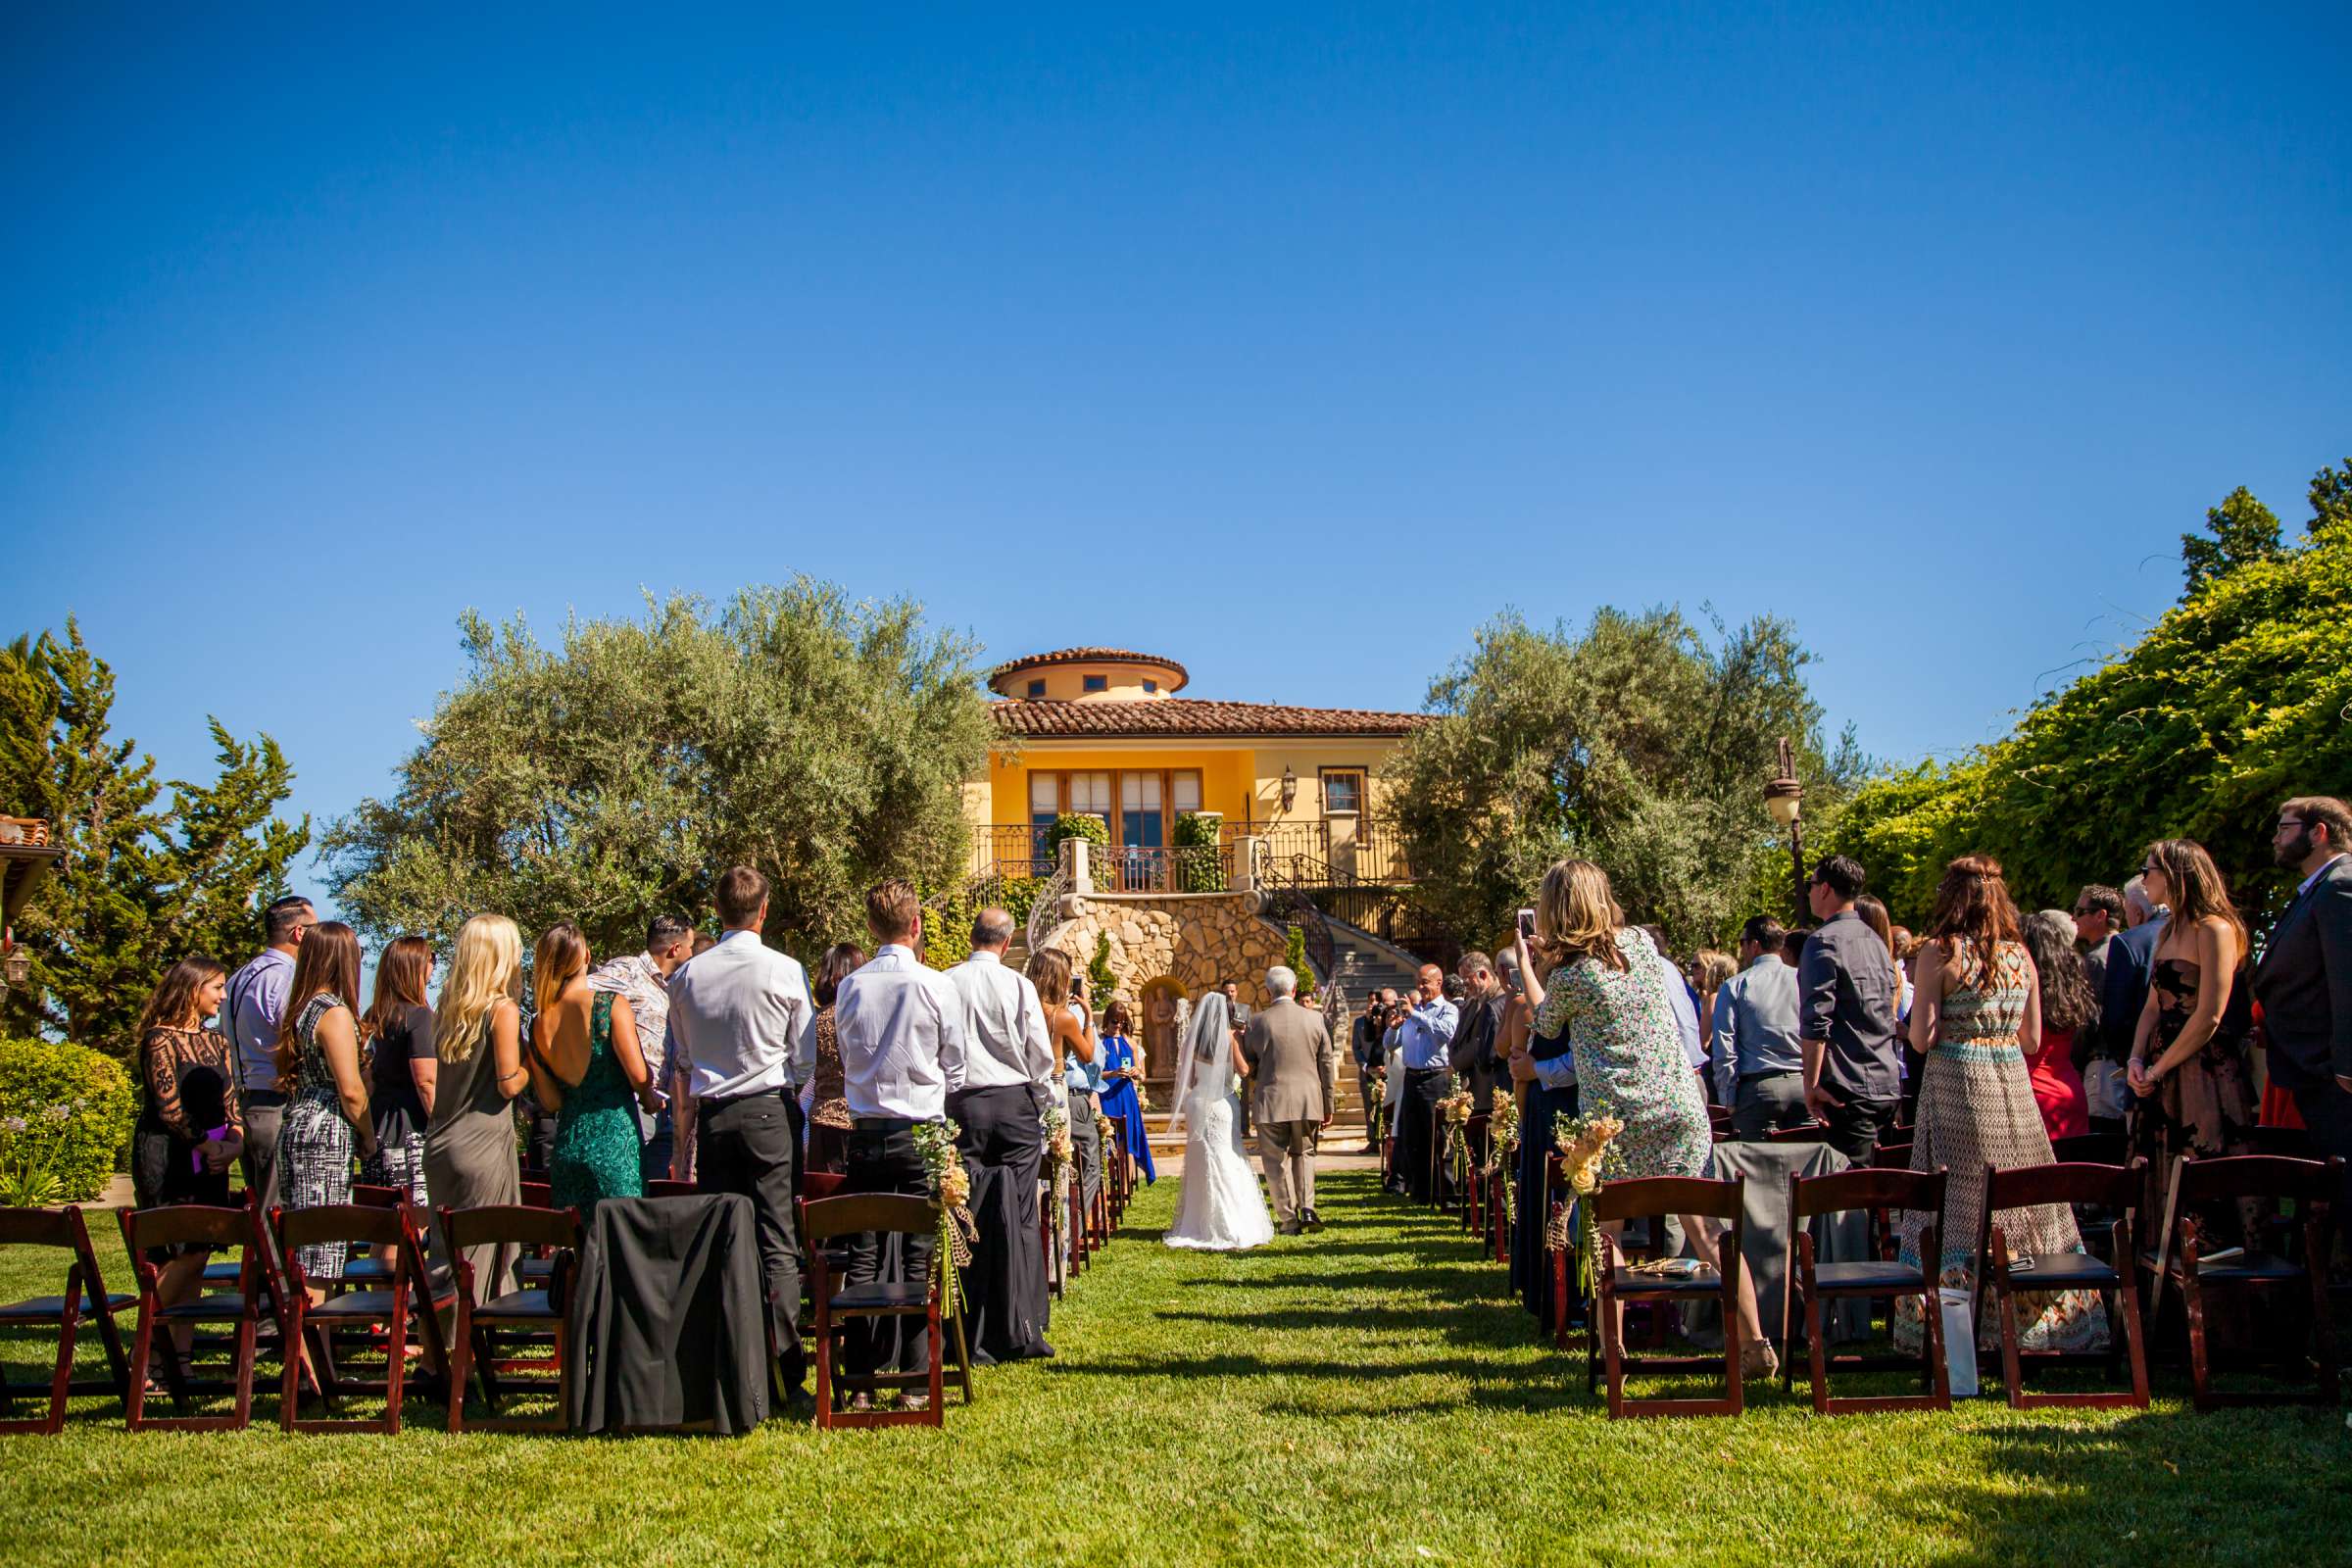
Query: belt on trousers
[
  {"left": 852, "top": 1115, "right": 920, "bottom": 1133},
  {"left": 699, "top": 1086, "right": 789, "bottom": 1110},
  {"left": 1738, "top": 1069, "right": 1800, "bottom": 1087}
]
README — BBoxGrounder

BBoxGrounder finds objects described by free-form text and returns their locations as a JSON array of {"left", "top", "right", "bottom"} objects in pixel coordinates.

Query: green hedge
[
  {"left": 1284, "top": 924, "right": 1318, "bottom": 1003},
  {"left": 1051, "top": 813, "right": 1109, "bottom": 851},
  {"left": 921, "top": 874, "right": 1047, "bottom": 970},
  {"left": 0, "top": 1037, "right": 138, "bottom": 1204},
  {"left": 1173, "top": 811, "right": 1225, "bottom": 893}
]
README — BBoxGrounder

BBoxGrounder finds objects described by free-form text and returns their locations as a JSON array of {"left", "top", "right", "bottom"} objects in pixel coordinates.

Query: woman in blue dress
[{"left": 1094, "top": 1001, "right": 1156, "bottom": 1184}]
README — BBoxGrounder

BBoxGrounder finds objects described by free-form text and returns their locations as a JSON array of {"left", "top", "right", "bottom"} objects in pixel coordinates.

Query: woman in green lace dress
[{"left": 526, "top": 921, "right": 658, "bottom": 1209}]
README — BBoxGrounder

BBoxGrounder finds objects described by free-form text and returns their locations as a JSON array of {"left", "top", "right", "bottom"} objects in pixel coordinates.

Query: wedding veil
[{"left": 1165, "top": 990, "right": 1232, "bottom": 1135}]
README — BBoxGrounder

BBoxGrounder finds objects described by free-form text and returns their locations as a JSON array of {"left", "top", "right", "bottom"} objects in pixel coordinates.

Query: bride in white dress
[{"left": 1162, "top": 991, "right": 1275, "bottom": 1251}]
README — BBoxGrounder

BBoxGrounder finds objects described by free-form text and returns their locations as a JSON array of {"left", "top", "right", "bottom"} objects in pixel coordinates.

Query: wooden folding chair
[
  {"left": 803, "top": 1193, "right": 972, "bottom": 1429},
  {"left": 118, "top": 1203, "right": 267, "bottom": 1432},
  {"left": 1975, "top": 1157, "right": 2148, "bottom": 1409},
  {"left": 0, "top": 1206, "right": 132, "bottom": 1433},
  {"left": 1788, "top": 1166, "right": 1951, "bottom": 1414},
  {"left": 2150, "top": 1154, "right": 2340, "bottom": 1411},
  {"left": 2052, "top": 1132, "right": 2130, "bottom": 1166},
  {"left": 1767, "top": 1124, "right": 1830, "bottom": 1145},
  {"left": 438, "top": 1203, "right": 580, "bottom": 1432},
  {"left": 273, "top": 1204, "right": 451, "bottom": 1434},
  {"left": 1591, "top": 1174, "right": 1748, "bottom": 1418}
]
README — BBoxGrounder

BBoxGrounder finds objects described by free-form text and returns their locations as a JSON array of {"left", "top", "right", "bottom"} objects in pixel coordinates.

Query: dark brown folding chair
[
  {"left": 118, "top": 1203, "right": 267, "bottom": 1432},
  {"left": 1787, "top": 1166, "right": 1951, "bottom": 1414},
  {"left": 272, "top": 1204, "right": 452, "bottom": 1434},
  {"left": 0, "top": 1206, "right": 132, "bottom": 1432},
  {"left": 2052, "top": 1132, "right": 2131, "bottom": 1167},
  {"left": 1591, "top": 1174, "right": 1748, "bottom": 1419},
  {"left": 803, "top": 1193, "right": 972, "bottom": 1429},
  {"left": 1976, "top": 1158, "right": 2148, "bottom": 1408},
  {"left": 1767, "top": 1123, "right": 1830, "bottom": 1145},
  {"left": 438, "top": 1203, "right": 580, "bottom": 1432},
  {"left": 2149, "top": 1153, "right": 2340, "bottom": 1411}
]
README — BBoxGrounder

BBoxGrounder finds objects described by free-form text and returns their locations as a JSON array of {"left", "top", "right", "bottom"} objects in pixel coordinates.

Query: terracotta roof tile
[
  {"left": 988, "top": 647, "right": 1189, "bottom": 685},
  {"left": 992, "top": 698, "right": 1432, "bottom": 739}
]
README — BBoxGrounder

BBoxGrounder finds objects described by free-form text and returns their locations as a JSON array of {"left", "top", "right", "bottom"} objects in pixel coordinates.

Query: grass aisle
[{"left": 2, "top": 1171, "right": 2345, "bottom": 1565}]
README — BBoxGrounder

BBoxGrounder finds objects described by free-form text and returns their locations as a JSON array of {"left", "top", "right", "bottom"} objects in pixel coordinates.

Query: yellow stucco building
[{"left": 965, "top": 647, "right": 1426, "bottom": 892}]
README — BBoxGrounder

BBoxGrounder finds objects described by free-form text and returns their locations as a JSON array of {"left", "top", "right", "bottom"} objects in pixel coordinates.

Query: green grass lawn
[{"left": 2, "top": 1171, "right": 2346, "bottom": 1566}]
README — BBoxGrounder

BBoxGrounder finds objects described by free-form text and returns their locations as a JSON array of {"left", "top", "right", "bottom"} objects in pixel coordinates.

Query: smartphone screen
[{"left": 1517, "top": 907, "right": 1537, "bottom": 940}]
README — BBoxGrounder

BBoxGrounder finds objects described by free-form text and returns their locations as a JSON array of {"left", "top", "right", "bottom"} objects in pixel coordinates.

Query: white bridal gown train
[{"left": 1162, "top": 992, "right": 1275, "bottom": 1252}]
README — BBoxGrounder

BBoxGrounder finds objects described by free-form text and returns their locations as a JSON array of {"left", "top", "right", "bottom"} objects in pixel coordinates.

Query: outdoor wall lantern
[{"left": 1280, "top": 765, "right": 1298, "bottom": 813}]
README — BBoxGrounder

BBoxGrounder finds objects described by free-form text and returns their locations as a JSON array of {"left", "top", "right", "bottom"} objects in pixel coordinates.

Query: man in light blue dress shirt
[
  {"left": 1710, "top": 915, "right": 1808, "bottom": 1139},
  {"left": 1384, "top": 964, "right": 1458, "bottom": 1204}
]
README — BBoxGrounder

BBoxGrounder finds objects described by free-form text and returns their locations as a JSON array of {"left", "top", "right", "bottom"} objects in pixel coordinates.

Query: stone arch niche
[{"left": 1139, "top": 976, "right": 1187, "bottom": 1080}]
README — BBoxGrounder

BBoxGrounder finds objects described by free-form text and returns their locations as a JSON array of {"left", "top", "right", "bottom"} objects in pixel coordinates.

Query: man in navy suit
[
  {"left": 2087, "top": 877, "right": 2167, "bottom": 1137},
  {"left": 2253, "top": 795, "right": 2352, "bottom": 1245}
]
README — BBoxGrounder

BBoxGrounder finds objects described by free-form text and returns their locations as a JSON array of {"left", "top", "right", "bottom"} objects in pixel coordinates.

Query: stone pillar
[
  {"left": 1060, "top": 834, "right": 1095, "bottom": 896},
  {"left": 1232, "top": 835, "right": 1263, "bottom": 896}
]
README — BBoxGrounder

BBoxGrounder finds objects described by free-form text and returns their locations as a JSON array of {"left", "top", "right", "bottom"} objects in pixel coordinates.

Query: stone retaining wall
[{"left": 1038, "top": 892, "right": 1290, "bottom": 1010}]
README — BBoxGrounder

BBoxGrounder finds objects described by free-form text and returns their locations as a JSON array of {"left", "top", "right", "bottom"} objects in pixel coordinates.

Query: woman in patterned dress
[
  {"left": 803, "top": 943, "right": 865, "bottom": 1176},
  {"left": 1894, "top": 858, "right": 2108, "bottom": 1355},
  {"left": 130, "top": 956, "right": 242, "bottom": 1350},
  {"left": 525, "top": 921, "right": 657, "bottom": 1210},
  {"left": 273, "top": 922, "right": 376, "bottom": 1288},
  {"left": 1513, "top": 859, "right": 1772, "bottom": 1376}
]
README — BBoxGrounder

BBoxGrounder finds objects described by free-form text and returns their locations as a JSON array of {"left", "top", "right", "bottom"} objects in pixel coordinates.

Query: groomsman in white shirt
[
  {"left": 945, "top": 907, "right": 1056, "bottom": 1361},
  {"left": 833, "top": 879, "right": 968, "bottom": 1396},
  {"left": 666, "top": 865, "right": 817, "bottom": 1399}
]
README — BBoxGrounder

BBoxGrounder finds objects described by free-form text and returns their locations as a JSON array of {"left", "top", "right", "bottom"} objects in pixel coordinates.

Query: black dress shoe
[
  {"left": 1302, "top": 1207, "right": 1323, "bottom": 1232},
  {"left": 1279, "top": 1218, "right": 1305, "bottom": 1236}
]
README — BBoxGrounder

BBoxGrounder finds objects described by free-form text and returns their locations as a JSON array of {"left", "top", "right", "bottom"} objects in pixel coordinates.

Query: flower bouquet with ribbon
[
  {"left": 1544, "top": 1114, "right": 1624, "bottom": 1298},
  {"left": 1042, "top": 1102, "right": 1073, "bottom": 1203},
  {"left": 911, "top": 1117, "right": 977, "bottom": 1321},
  {"left": 1437, "top": 1082, "right": 1475, "bottom": 1197},
  {"left": 1484, "top": 1092, "right": 1522, "bottom": 1227}
]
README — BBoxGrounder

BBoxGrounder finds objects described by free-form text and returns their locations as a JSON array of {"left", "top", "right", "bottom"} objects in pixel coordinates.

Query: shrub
[
  {"left": 1088, "top": 931, "right": 1120, "bottom": 1010},
  {"left": 1173, "top": 811, "right": 1225, "bottom": 893},
  {"left": 0, "top": 1037, "right": 138, "bottom": 1204},
  {"left": 921, "top": 874, "right": 1049, "bottom": 971},
  {"left": 1051, "top": 813, "right": 1109, "bottom": 853},
  {"left": 1283, "top": 924, "right": 1318, "bottom": 1003}
]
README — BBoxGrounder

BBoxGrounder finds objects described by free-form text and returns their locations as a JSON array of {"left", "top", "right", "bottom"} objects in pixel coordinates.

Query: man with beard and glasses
[{"left": 2253, "top": 796, "right": 2352, "bottom": 1250}]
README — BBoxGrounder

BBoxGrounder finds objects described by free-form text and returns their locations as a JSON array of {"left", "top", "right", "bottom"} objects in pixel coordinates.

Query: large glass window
[
  {"left": 1120, "top": 771, "right": 1164, "bottom": 848},
  {"left": 1173, "top": 770, "right": 1201, "bottom": 814},
  {"left": 1322, "top": 768, "right": 1364, "bottom": 815}
]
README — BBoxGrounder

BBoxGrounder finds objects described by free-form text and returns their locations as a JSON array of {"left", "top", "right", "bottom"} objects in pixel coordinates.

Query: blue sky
[{"left": 5, "top": 4, "right": 2348, "bottom": 912}]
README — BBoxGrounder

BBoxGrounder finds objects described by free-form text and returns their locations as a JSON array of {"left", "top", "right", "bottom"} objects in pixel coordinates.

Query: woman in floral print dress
[{"left": 1513, "top": 859, "right": 1773, "bottom": 1377}]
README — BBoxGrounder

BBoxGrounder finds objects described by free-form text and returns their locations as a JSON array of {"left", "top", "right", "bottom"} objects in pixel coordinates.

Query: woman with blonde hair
[
  {"left": 1506, "top": 859, "right": 1771, "bottom": 1376},
  {"left": 1894, "top": 857, "right": 2105, "bottom": 1356},
  {"left": 424, "top": 913, "right": 531, "bottom": 1299}
]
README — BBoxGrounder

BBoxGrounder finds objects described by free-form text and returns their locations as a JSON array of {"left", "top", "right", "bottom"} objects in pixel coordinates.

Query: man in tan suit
[{"left": 1242, "top": 964, "right": 1339, "bottom": 1235}]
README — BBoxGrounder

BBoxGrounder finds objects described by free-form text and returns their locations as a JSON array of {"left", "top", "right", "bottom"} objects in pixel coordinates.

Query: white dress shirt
[
  {"left": 945, "top": 949, "right": 1054, "bottom": 1095},
  {"left": 665, "top": 928, "right": 816, "bottom": 1101},
  {"left": 834, "top": 943, "right": 968, "bottom": 1120}
]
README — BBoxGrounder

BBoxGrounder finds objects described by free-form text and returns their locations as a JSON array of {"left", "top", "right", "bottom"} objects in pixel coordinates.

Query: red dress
[{"left": 2027, "top": 1025, "right": 2091, "bottom": 1141}]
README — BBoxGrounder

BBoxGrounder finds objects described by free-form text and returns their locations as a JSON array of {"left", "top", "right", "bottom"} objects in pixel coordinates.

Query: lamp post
[{"left": 1764, "top": 736, "right": 1806, "bottom": 924}]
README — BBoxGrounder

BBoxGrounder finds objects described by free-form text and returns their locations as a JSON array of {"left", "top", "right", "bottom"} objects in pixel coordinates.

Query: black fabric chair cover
[{"left": 568, "top": 1194, "right": 768, "bottom": 1435}]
